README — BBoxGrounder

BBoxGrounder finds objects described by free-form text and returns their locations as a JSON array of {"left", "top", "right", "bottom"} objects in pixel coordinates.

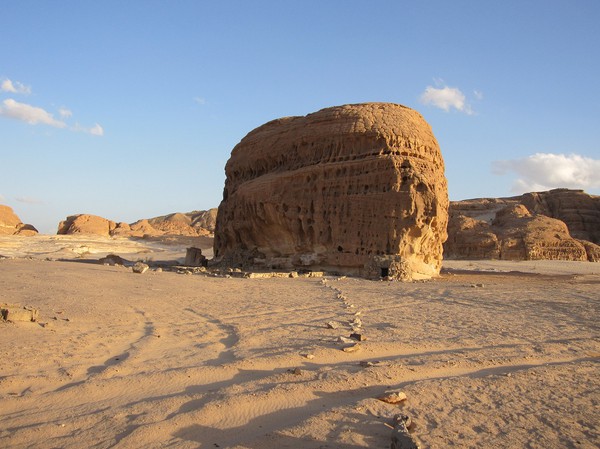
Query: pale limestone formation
[{"left": 214, "top": 103, "right": 449, "bottom": 280}]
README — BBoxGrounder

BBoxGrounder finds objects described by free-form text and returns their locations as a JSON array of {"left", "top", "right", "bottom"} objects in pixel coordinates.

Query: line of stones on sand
[{"left": 320, "top": 278, "right": 421, "bottom": 448}]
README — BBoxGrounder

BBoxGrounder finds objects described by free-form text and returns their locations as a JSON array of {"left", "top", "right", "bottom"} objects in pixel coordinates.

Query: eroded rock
[
  {"left": 0, "top": 205, "right": 38, "bottom": 236},
  {"left": 214, "top": 103, "right": 449, "bottom": 280},
  {"left": 132, "top": 262, "right": 149, "bottom": 274},
  {"left": 1, "top": 304, "right": 39, "bottom": 322},
  {"left": 445, "top": 189, "right": 600, "bottom": 262}
]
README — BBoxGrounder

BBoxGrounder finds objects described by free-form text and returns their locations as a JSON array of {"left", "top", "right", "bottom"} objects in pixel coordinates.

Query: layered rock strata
[
  {"left": 444, "top": 190, "right": 600, "bottom": 262},
  {"left": 214, "top": 103, "right": 449, "bottom": 280}
]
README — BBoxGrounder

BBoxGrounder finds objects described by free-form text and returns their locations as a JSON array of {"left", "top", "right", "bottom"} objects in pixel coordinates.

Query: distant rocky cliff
[
  {"left": 444, "top": 189, "right": 600, "bottom": 262},
  {"left": 57, "top": 209, "right": 217, "bottom": 238},
  {"left": 0, "top": 205, "right": 38, "bottom": 236}
]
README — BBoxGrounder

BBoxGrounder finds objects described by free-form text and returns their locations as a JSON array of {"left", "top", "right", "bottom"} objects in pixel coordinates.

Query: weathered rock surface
[
  {"left": 0, "top": 205, "right": 38, "bottom": 236},
  {"left": 521, "top": 189, "right": 600, "bottom": 244},
  {"left": 214, "top": 103, "right": 449, "bottom": 280},
  {"left": 58, "top": 214, "right": 119, "bottom": 236},
  {"left": 57, "top": 208, "right": 217, "bottom": 238},
  {"left": 1, "top": 304, "right": 39, "bottom": 322},
  {"left": 184, "top": 247, "right": 207, "bottom": 267},
  {"left": 445, "top": 189, "right": 600, "bottom": 261}
]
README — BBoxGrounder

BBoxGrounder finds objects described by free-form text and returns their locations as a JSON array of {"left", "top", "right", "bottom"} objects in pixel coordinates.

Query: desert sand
[{"left": 1, "top": 236, "right": 599, "bottom": 448}]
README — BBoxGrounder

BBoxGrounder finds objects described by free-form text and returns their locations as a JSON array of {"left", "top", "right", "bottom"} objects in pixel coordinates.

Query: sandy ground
[{"left": 1, "top": 236, "right": 599, "bottom": 448}]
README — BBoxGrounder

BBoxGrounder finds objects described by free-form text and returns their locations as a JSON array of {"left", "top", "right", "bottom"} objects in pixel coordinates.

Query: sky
[{"left": 1, "top": 1, "right": 599, "bottom": 233}]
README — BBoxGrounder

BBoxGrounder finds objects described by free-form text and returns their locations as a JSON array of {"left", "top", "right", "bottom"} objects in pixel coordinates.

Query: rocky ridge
[
  {"left": 57, "top": 209, "right": 217, "bottom": 238},
  {"left": 444, "top": 189, "right": 600, "bottom": 262}
]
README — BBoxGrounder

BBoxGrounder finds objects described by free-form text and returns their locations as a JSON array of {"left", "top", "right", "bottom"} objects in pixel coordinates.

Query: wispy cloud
[
  {"left": 493, "top": 153, "right": 600, "bottom": 193},
  {"left": 15, "top": 196, "right": 44, "bottom": 205},
  {"left": 0, "top": 193, "right": 5, "bottom": 202},
  {"left": 1, "top": 78, "right": 31, "bottom": 95},
  {"left": 1, "top": 78, "right": 103, "bottom": 136},
  {"left": 59, "top": 107, "right": 73, "bottom": 118},
  {"left": 72, "top": 122, "right": 104, "bottom": 136},
  {"left": 0, "top": 98, "right": 66, "bottom": 128},
  {"left": 89, "top": 123, "right": 104, "bottom": 136},
  {"left": 194, "top": 96, "right": 207, "bottom": 105}
]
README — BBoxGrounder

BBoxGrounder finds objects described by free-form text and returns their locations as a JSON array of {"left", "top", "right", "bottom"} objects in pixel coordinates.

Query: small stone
[
  {"left": 359, "top": 361, "right": 375, "bottom": 367},
  {"left": 132, "top": 262, "right": 149, "bottom": 274},
  {"left": 338, "top": 336, "right": 355, "bottom": 344},
  {"left": 342, "top": 344, "right": 361, "bottom": 353},
  {"left": 378, "top": 391, "right": 407, "bottom": 404},
  {"left": 288, "top": 367, "right": 303, "bottom": 375},
  {"left": 390, "top": 414, "right": 420, "bottom": 449},
  {"left": 326, "top": 321, "right": 340, "bottom": 329},
  {"left": 350, "top": 333, "right": 366, "bottom": 341},
  {"left": 302, "top": 353, "right": 315, "bottom": 360}
]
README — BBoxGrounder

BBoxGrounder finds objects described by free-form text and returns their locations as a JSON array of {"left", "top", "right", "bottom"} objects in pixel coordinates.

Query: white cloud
[
  {"left": 0, "top": 193, "right": 5, "bottom": 202},
  {"left": 59, "top": 107, "right": 73, "bottom": 118},
  {"left": 493, "top": 153, "right": 600, "bottom": 193},
  {"left": 1, "top": 78, "right": 31, "bottom": 94},
  {"left": 420, "top": 84, "right": 473, "bottom": 114},
  {"left": 474, "top": 90, "right": 484, "bottom": 100},
  {"left": 194, "top": 96, "right": 207, "bottom": 105},
  {"left": 89, "top": 123, "right": 104, "bottom": 136},
  {"left": 72, "top": 122, "right": 104, "bottom": 136},
  {"left": 0, "top": 99, "right": 66, "bottom": 128},
  {"left": 1, "top": 80, "right": 103, "bottom": 136}
]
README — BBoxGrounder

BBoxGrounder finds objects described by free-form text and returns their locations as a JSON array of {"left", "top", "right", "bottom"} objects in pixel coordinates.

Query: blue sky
[{"left": 1, "top": 1, "right": 599, "bottom": 233}]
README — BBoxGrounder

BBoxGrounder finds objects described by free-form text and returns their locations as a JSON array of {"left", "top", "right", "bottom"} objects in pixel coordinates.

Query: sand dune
[{"left": 0, "top": 238, "right": 598, "bottom": 448}]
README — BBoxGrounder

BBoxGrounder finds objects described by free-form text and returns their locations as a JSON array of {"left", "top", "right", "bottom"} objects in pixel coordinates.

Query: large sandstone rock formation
[
  {"left": 0, "top": 205, "right": 38, "bottom": 236},
  {"left": 445, "top": 189, "right": 600, "bottom": 262},
  {"left": 58, "top": 214, "right": 119, "bottom": 236},
  {"left": 57, "top": 209, "right": 217, "bottom": 238},
  {"left": 521, "top": 189, "right": 600, "bottom": 244},
  {"left": 214, "top": 103, "right": 449, "bottom": 280}
]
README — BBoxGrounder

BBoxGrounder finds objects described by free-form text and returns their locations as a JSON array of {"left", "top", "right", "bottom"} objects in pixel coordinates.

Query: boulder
[
  {"left": 184, "top": 247, "right": 207, "bottom": 266},
  {"left": 214, "top": 103, "right": 449, "bottom": 280},
  {"left": 132, "top": 262, "right": 149, "bottom": 274},
  {"left": 1, "top": 304, "right": 39, "bottom": 322},
  {"left": 57, "top": 214, "right": 116, "bottom": 236},
  {"left": 0, "top": 205, "right": 38, "bottom": 236}
]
